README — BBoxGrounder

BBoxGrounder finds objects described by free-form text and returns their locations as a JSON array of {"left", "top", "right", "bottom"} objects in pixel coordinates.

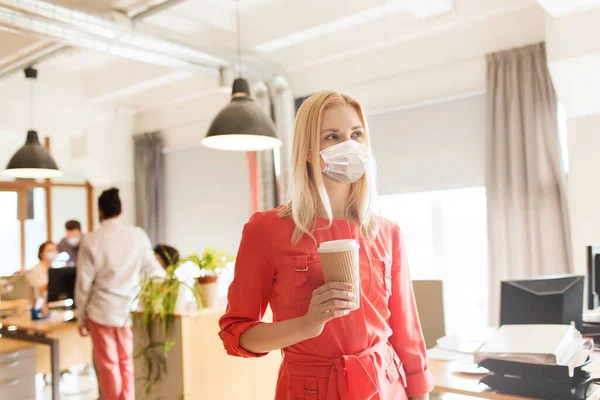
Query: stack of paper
[{"left": 474, "top": 324, "right": 583, "bottom": 366}]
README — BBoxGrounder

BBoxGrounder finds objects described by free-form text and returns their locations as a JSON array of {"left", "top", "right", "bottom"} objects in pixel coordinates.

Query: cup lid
[{"left": 317, "top": 239, "right": 360, "bottom": 253}]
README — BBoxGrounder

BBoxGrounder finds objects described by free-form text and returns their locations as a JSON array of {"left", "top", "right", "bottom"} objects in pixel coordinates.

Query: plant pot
[
  {"left": 197, "top": 277, "right": 219, "bottom": 309},
  {"left": 197, "top": 276, "right": 219, "bottom": 284}
]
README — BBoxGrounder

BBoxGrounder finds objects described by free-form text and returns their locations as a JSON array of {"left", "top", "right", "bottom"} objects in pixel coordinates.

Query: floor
[{"left": 38, "top": 366, "right": 99, "bottom": 400}]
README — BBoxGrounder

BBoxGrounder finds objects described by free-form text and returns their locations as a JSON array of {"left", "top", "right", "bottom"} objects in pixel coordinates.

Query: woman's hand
[
  {"left": 301, "top": 282, "right": 356, "bottom": 339},
  {"left": 238, "top": 282, "right": 356, "bottom": 354}
]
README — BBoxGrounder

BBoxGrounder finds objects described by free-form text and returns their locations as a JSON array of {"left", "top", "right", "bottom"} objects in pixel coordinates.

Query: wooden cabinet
[{"left": 0, "top": 340, "right": 36, "bottom": 400}]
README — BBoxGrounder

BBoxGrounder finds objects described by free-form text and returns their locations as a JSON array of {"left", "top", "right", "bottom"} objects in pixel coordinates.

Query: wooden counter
[{"left": 133, "top": 308, "right": 281, "bottom": 400}]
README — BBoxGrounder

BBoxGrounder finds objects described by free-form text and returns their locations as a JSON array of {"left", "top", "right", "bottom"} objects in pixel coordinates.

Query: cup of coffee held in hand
[{"left": 317, "top": 239, "right": 360, "bottom": 309}]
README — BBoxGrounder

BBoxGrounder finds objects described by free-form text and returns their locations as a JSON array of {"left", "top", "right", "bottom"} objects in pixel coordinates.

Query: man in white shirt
[{"left": 75, "top": 188, "right": 163, "bottom": 400}]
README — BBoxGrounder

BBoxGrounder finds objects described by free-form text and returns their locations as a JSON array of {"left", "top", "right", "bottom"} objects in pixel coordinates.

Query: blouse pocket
[
  {"left": 369, "top": 258, "right": 393, "bottom": 317},
  {"left": 288, "top": 376, "right": 329, "bottom": 399},
  {"left": 279, "top": 254, "right": 322, "bottom": 315}
]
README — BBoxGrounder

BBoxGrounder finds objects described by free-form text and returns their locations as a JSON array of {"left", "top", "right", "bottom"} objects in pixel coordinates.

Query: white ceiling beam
[
  {"left": 252, "top": 0, "right": 456, "bottom": 54},
  {"left": 244, "top": 0, "right": 388, "bottom": 50},
  {"left": 82, "top": 57, "right": 226, "bottom": 111},
  {"left": 536, "top": 0, "right": 600, "bottom": 17},
  {"left": 124, "top": 73, "right": 226, "bottom": 111},
  {"left": 253, "top": 2, "right": 403, "bottom": 53},
  {"left": 388, "top": 0, "right": 454, "bottom": 18},
  {"left": 83, "top": 59, "right": 187, "bottom": 103}
]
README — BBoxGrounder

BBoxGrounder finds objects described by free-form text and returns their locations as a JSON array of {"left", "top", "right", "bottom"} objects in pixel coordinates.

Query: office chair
[
  {"left": 413, "top": 280, "right": 446, "bottom": 349},
  {"left": 0, "top": 274, "right": 29, "bottom": 301}
]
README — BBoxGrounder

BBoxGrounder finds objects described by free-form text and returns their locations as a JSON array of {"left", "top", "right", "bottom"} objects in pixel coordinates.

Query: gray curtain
[
  {"left": 486, "top": 42, "right": 573, "bottom": 324},
  {"left": 254, "top": 78, "right": 295, "bottom": 210},
  {"left": 133, "top": 132, "right": 164, "bottom": 245}
]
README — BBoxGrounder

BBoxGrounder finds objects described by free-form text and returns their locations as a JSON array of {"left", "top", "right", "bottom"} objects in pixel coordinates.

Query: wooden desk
[
  {"left": 0, "top": 301, "right": 92, "bottom": 400},
  {"left": 0, "top": 298, "right": 28, "bottom": 311},
  {"left": 430, "top": 359, "right": 525, "bottom": 399}
]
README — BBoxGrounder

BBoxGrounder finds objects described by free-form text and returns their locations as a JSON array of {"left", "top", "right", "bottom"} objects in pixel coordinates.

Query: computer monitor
[
  {"left": 500, "top": 275, "right": 584, "bottom": 330},
  {"left": 47, "top": 266, "right": 76, "bottom": 306},
  {"left": 587, "top": 245, "right": 600, "bottom": 310}
]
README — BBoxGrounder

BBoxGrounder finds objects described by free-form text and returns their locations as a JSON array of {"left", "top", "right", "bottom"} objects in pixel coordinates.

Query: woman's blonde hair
[{"left": 279, "top": 91, "right": 378, "bottom": 243}]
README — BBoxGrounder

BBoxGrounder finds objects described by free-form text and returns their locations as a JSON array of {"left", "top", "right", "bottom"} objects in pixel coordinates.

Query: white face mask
[
  {"left": 66, "top": 237, "right": 80, "bottom": 247},
  {"left": 45, "top": 252, "right": 58, "bottom": 262},
  {"left": 320, "top": 140, "right": 370, "bottom": 184}
]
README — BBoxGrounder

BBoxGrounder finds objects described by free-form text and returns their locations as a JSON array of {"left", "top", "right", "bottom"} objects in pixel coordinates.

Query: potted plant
[
  {"left": 134, "top": 261, "right": 200, "bottom": 397},
  {"left": 185, "top": 247, "right": 235, "bottom": 309}
]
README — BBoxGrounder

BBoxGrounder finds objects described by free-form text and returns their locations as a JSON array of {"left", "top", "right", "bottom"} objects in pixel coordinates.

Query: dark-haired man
[
  {"left": 58, "top": 220, "right": 83, "bottom": 264},
  {"left": 75, "top": 188, "right": 163, "bottom": 400}
]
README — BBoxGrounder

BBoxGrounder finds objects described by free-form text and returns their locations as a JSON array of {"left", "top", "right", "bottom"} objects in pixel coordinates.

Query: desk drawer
[
  {"left": 0, "top": 356, "right": 36, "bottom": 382},
  {"left": 0, "top": 347, "right": 35, "bottom": 364},
  {"left": 0, "top": 374, "right": 36, "bottom": 400}
]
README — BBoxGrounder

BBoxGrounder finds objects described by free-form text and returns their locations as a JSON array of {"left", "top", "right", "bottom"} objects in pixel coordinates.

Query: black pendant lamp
[
  {"left": 4, "top": 67, "right": 61, "bottom": 179},
  {"left": 202, "top": 0, "right": 281, "bottom": 152}
]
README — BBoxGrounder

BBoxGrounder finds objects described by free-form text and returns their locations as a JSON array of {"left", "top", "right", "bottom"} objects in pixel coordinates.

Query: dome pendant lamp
[
  {"left": 202, "top": 0, "right": 281, "bottom": 151},
  {"left": 4, "top": 67, "right": 62, "bottom": 179}
]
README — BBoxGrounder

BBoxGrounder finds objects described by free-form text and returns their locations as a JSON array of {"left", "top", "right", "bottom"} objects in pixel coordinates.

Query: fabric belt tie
[{"left": 282, "top": 341, "right": 390, "bottom": 400}]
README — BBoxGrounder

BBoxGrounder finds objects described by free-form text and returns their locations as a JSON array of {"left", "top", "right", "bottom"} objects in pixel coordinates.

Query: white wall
[
  {"left": 544, "top": 7, "right": 600, "bottom": 276},
  {"left": 567, "top": 114, "right": 600, "bottom": 276},
  {"left": 163, "top": 146, "right": 250, "bottom": 256},
  {"left": 369, "top": 95, "right": 485, "bottom": 194}
]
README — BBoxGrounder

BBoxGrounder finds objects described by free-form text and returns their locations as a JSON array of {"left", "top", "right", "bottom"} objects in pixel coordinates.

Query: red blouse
[{"left": 219, "top": 208, "right": 434, "bottom": 399}]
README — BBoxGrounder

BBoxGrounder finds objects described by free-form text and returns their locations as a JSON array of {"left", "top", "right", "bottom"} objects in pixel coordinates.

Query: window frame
[{"left": 0, "top": 180, "right": 94, "bottom": 270}]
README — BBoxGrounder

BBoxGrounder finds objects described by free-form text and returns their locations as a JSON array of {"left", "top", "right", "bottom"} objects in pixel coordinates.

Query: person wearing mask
[
  {"left": 75, "top": 188, "right": 164, "bottom": 400},
  {"left": 58, "top": 220, "right": 83, "bottom": 264},
  {"left": 25, "top": 241, "right": 58, "bottom": 307},
  {"left": 219, "top": 91, "right": 434, "bottom": 399},
  {"left": 153, "top": 244, "right": 180, "bottom": 269}
]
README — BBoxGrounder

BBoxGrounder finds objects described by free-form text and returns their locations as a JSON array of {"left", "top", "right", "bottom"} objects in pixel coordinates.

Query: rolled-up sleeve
[
  {"left": 218, "top": 212, "right": 274, "bottom": 358},
  {"left": 388, "top": 225, "right": 435, "bottom": 397}
]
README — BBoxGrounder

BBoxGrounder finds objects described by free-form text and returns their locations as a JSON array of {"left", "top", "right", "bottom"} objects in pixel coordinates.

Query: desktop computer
[
  {"left": 500, "top": 275, "right": 584, "bottom": 330},
  {"left": 47, "top": 266, "right": 76, "bottom": 307}
]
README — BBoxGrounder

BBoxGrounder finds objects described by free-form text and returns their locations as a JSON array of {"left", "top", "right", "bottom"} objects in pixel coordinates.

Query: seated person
[
  {"left": 58, "top": 220, "right": 83, "bottom": 264},
  {"left": 25, "top": 241, "right": 57, "bottom": 306},
  {"left": 154, "top": 244, "right": 180, "bottom": 269}
]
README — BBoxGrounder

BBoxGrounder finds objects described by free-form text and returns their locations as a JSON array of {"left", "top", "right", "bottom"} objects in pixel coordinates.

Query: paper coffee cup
[{"left": 317, "top": 239, "right": 360, "bottom": 308}]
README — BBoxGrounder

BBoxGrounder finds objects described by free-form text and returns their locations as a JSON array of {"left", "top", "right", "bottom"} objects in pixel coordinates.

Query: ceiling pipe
[
  {"left": 0, "top": 7, "right": 216, "bottom": 70},
  {"left": 0, "top": 0, "right": 184, "bottom": 79},
  {"left": 0, "top": 0, "right": 228, "bottom": 68},
  {"left": 0, "top": 0, "right": 285, "bottom": 80},
  {"left": 124, "top": 0, "right": 187, "bottom": 19}
]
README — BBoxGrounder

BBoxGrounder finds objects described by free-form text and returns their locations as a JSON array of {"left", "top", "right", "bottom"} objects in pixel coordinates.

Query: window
[
  {"left": 0, "top": 191, "right": 21, "bottom": 276},
  {"left": 377, "top": 186, "right": 488, "bottom": 334},
  {"left": 0, "top": 181, "right": 94, "bottom": 276}
]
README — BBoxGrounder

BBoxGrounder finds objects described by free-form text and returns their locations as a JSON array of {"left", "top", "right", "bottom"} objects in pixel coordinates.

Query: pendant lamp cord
[
  {"left": 29, "top": 76, "right": 34, "bottom": 130},
  {"left": 235, "top": 0, "right": 242, "bottom": 77}
]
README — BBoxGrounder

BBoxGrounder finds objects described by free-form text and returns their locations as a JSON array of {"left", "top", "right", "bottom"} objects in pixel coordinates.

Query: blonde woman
[{"left": 219, "top": 91, "right": 433, "bottom": 399}]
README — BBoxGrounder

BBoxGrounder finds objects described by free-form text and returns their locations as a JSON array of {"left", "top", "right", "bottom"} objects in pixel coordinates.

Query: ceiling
[{"left": 0, "top": 0, "right": 543, "bottom": 111}]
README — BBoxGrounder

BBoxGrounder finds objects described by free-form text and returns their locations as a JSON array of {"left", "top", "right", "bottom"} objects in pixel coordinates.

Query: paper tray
[{"left": 479, "top": 357, "right": 592, "bottom": 384}]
